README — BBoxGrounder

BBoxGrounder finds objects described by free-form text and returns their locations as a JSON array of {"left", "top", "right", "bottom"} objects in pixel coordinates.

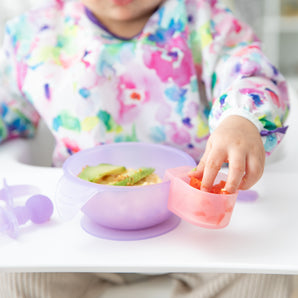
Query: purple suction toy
[
  {"left": 0, "top": 179, "right": 54, "bottom": 238},
  {"left": 237, "top": 190, "right": 259, "bottom": 202}
]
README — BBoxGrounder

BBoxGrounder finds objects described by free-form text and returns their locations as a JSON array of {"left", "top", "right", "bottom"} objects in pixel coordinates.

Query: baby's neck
[{"left": 91, "top": 11, "right": 153, "bottom": 39}]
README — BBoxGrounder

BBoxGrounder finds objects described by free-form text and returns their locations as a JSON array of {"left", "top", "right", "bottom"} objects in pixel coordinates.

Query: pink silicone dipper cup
[{"left": 166, "top": 166, "right": 238, "bottom": 229}]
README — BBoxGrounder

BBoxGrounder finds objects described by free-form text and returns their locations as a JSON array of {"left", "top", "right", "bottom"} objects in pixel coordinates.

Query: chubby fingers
[
  {"left": 225, "top": 150, "right": 246, "bottom": 193},
  {"left": 189, "top": 140, "right": 211, "bottom": 179},
  {"left": 199, "top": 148, "right": 227, "bottom": 192},
  {"left": 238, "top": 152, "right": 265, "bottom": 190},
  {"left": 191, "top": 146, "right": 248, "bottom": 194},
  {"left": 189, "top": 140, "right": 228, "bottom": 192}
]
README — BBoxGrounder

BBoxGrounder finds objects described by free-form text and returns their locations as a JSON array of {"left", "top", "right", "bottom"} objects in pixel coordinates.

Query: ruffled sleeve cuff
[{"left": 210, "top": 107, "right": 288, "bottom": 155}]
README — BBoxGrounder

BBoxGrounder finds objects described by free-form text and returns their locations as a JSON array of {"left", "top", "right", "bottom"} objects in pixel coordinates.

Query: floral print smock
[{"left": 0, "top": 0, "right": 289, "bottom": 166}]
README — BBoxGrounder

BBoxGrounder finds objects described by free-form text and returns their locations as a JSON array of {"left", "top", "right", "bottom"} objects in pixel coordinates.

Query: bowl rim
[{"left": 62, "top": 142, "right": 196, "bottom": 191}]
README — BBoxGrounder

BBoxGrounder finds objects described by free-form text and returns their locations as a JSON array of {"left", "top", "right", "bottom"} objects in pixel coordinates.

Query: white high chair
[{"left": 0, "top": 85, "right": 298, "bottom": 291}]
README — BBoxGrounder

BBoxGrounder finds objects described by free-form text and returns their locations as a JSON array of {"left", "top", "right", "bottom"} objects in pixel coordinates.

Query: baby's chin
[
  {"left": 82, "top": 1, "right": 136, "bottom": 22},
  {"left": 82, "top": 0, "right": 162, "bottom": 22}
]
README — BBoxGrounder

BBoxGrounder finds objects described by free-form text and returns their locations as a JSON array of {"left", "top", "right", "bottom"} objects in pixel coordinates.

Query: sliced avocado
[
  {"left": 78, "top": 163, "right": 126, "bottom": 182},
  {"left": 111, "top": 167, "right": 155, "bottom": 186}
]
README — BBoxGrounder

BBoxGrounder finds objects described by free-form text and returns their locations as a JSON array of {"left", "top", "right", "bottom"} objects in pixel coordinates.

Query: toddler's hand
[{"left": 191, "top": 115, "right": 265, "bottom": 193}]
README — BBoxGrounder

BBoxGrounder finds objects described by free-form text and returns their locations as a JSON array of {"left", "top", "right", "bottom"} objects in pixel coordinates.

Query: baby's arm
[
  {"left": 0, "top": 23, "right": 40, "bottom": 143},
  {"left": 190, "top": 0, "right": 289, "bottom": 193}
]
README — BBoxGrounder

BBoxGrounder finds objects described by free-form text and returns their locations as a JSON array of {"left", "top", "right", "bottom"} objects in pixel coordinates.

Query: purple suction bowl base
[{"left": 80, "top": 214, "right": 181, "bottom": 241}]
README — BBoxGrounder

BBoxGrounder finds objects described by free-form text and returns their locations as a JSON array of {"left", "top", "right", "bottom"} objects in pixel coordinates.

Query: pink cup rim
[{"left": 166, "top": 167, "right": 239, "bottom": 197}]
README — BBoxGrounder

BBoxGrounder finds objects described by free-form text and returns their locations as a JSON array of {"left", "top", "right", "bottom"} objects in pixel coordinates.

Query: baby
[{"left": 0, "top": 0, "right": 291, "bottom": 297}]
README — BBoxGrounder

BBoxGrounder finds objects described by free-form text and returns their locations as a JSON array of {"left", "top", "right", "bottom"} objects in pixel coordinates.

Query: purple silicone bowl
[{"left": 55, "top": 142, "right": 196, "bottom": 230}]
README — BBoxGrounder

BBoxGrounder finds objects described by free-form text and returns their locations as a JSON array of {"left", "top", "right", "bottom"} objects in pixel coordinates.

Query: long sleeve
[
  {"left": 190, "top": 0, "right": 290, "bottom": 155},
  {"left": 0, "top": 21, "right": 40, "bottom": 143}
]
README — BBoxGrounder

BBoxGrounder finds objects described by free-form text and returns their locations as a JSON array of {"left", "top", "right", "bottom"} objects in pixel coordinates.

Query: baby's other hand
[{"left": 191, "top": 115, "right": 265, "bottom": 193}]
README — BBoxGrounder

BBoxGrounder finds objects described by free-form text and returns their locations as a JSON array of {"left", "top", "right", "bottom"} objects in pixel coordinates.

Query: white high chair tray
[{"left": 0, "top": 86, "right": 297, "bottom": 274}]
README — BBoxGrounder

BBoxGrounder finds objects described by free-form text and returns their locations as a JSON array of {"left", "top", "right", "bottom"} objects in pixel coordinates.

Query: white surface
[{"left": 0, "top": 87, "right": 297, "bottom": 274}]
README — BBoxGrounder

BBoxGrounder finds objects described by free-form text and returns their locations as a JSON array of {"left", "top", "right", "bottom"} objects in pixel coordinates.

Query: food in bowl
[{"left": 78, "top": 163, "right": 162, "bottom": 186}]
